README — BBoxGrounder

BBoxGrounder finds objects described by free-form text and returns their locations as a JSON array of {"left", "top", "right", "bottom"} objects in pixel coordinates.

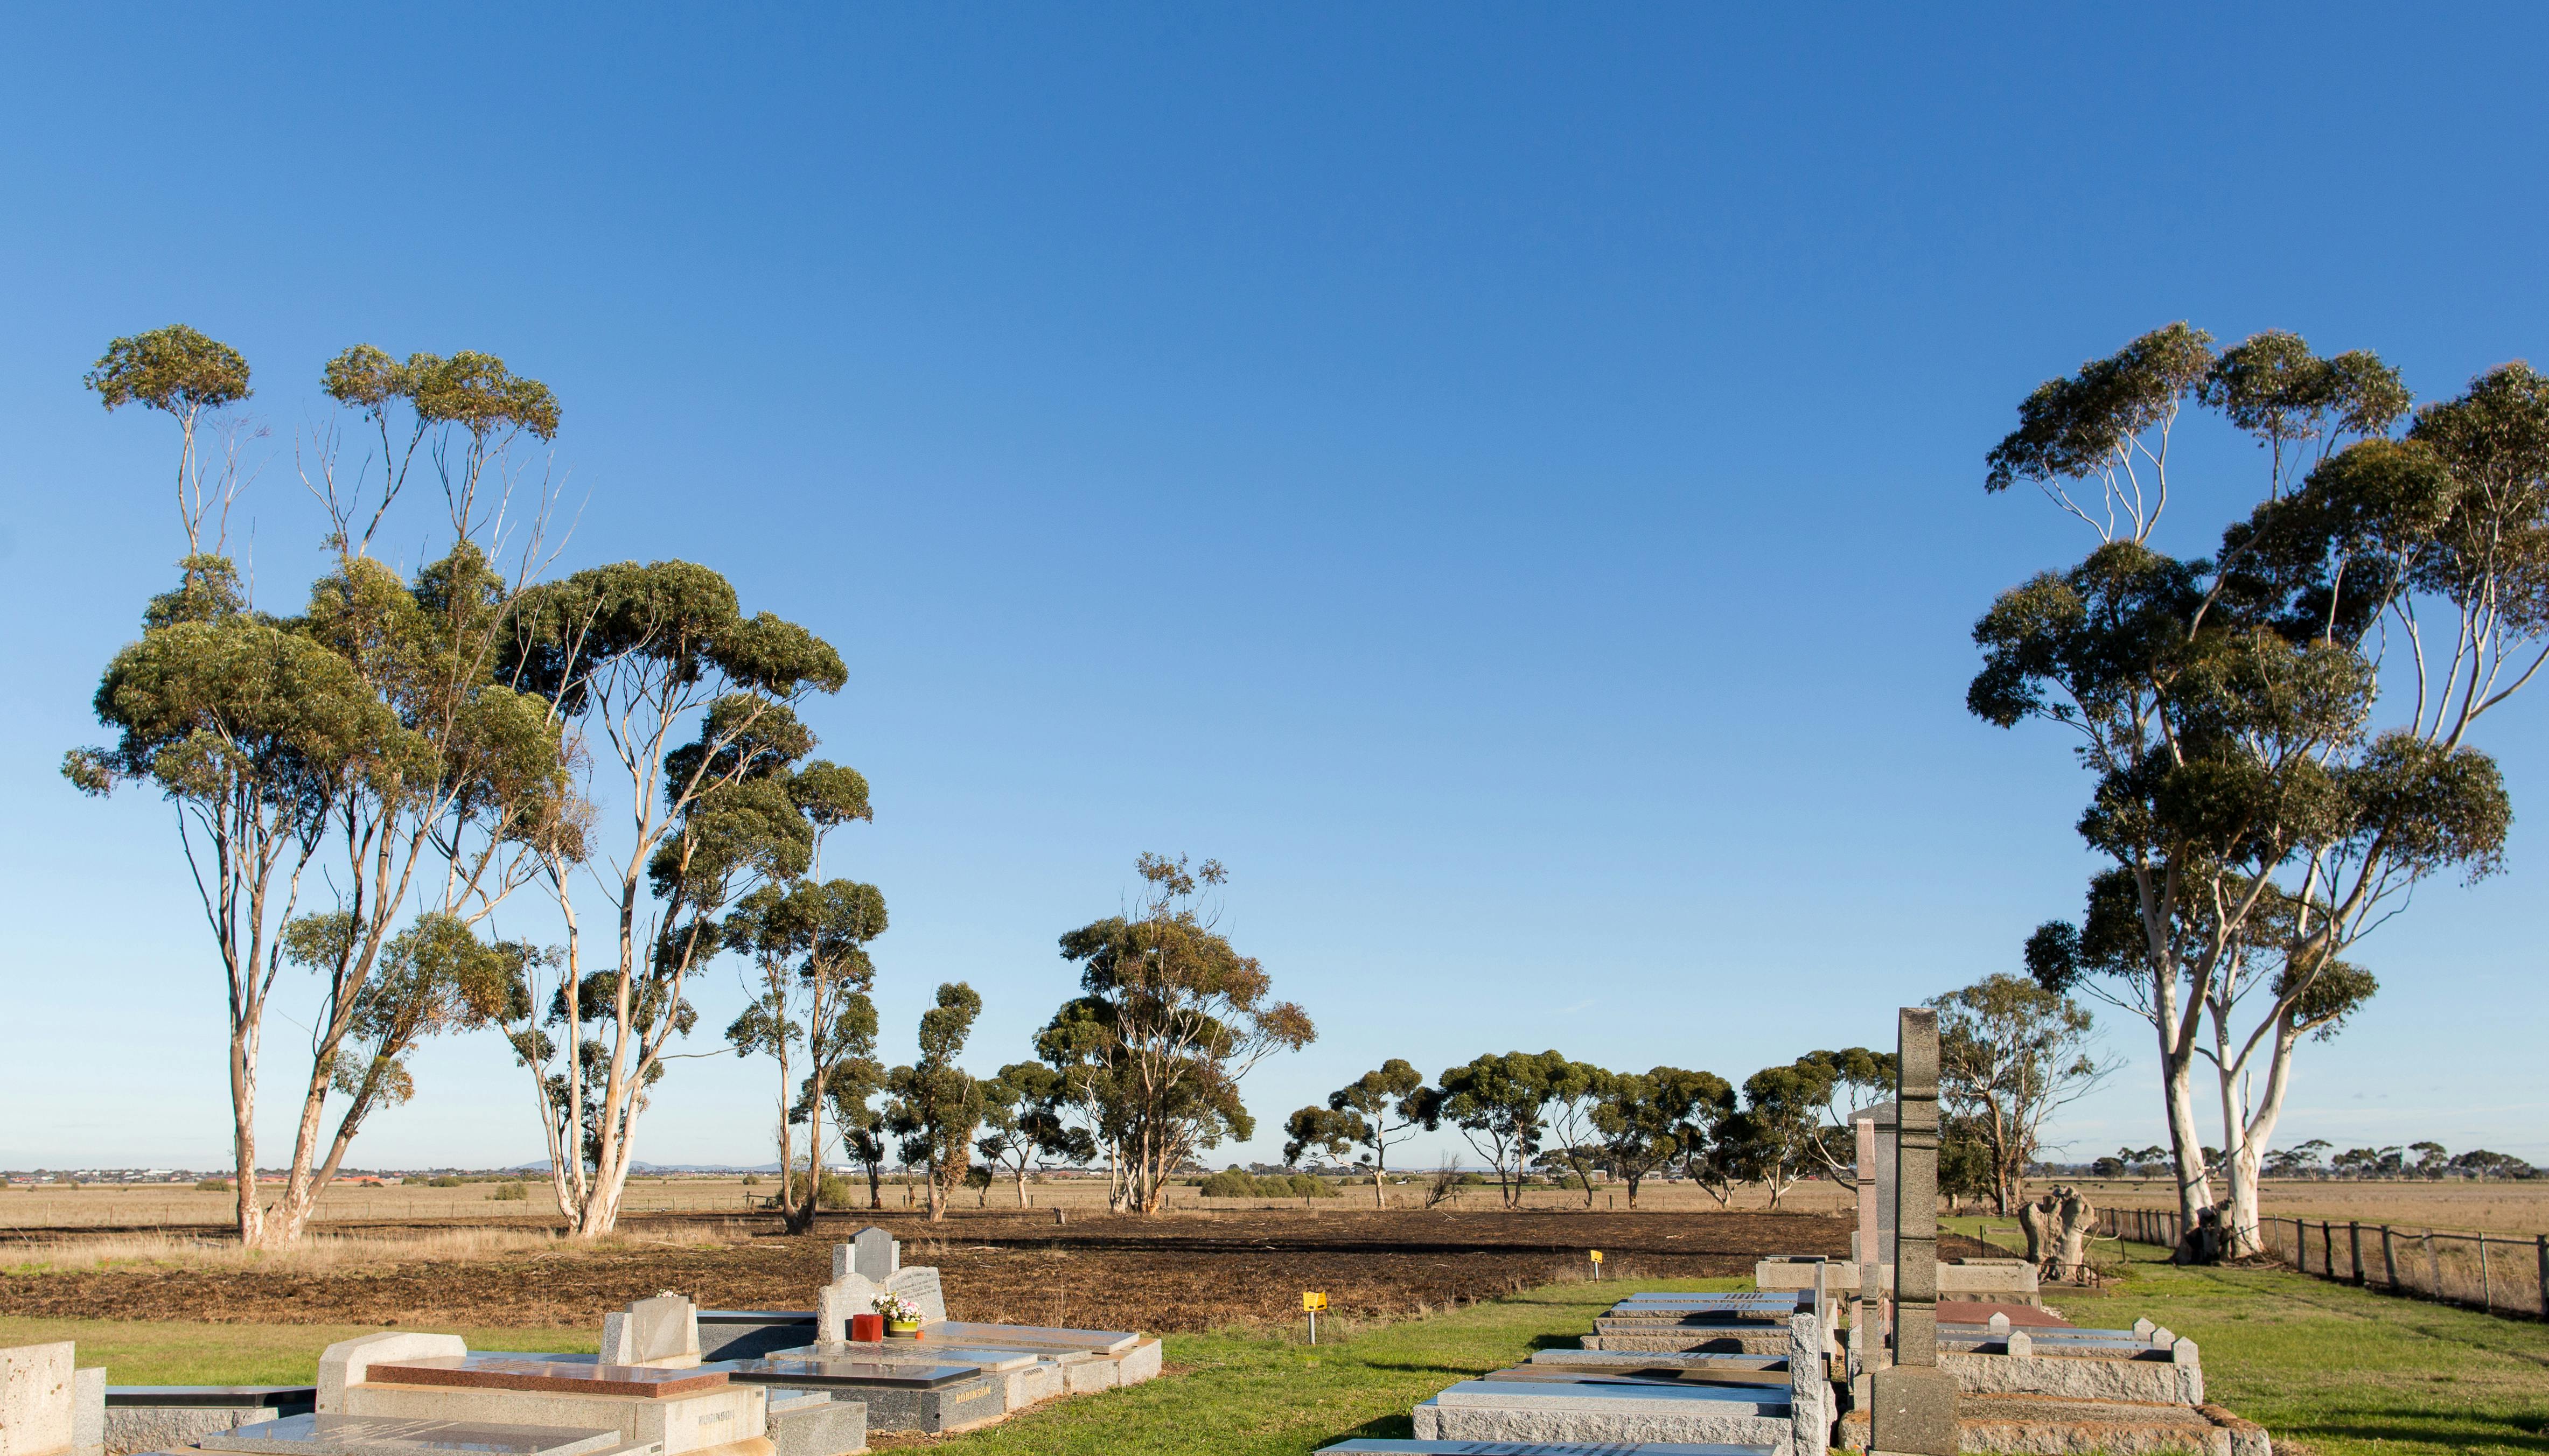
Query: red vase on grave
[{"left": 849, "top": 1313, "right": 884, "bottom": 1342}]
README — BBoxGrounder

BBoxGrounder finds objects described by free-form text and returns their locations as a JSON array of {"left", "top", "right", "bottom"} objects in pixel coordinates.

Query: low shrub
[
  {"left": 1198, "top": 1168, "right": 1343, "bottom": 1199},
  {"left": 489, "top": 1181, "right": 529, "bottom": 1201},
  {"left": 427, "top": 1175, "right": 463, "bottom": 1188},
  {"left": 194, "top": 1178, "right": 232, "bottom": 1192}
]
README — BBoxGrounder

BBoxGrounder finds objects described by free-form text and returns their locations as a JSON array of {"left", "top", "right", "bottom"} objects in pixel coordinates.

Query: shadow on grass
[
  {"left": 1331, "top": 1411, "right": 1418, "bottom": 1440},
  {"left": 2304, "top": 1417, "right": 2549, "bottom": 1452}
]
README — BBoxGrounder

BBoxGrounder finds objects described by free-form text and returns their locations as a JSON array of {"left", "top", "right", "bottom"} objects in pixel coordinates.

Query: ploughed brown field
[{"left": 0, "top": 1207, "right": 1972, "bottom": 1333}]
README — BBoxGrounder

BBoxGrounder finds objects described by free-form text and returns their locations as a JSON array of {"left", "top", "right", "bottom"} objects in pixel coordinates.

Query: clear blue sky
[{"left": 4, "top": 8, "right": 2543, "bottom": 1173}]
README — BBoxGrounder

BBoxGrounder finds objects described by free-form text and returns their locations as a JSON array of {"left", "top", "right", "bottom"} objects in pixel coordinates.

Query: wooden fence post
[
  {"left": 2536, "top": 1235, "right": 2548, "bottom": 1319},
  {"left": 2321, "top": 1220, "right": 2334, "bottom": 1277},
  {"left": 2478, "top": 1235, "right": 2491, "bottom": 1313},
  {"left": 2382, "top": 1226, "right": 2398, "bottom": 1289},
  {"left": 2348, "top": 1222, "right": 2364, "bottom": 1285},
  {"left": 2424, "top": 1230, "right": 2441, "bottom": 1301}
]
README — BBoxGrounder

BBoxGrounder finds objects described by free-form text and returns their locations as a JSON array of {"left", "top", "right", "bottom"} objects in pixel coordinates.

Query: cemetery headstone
[
  {"left": 1, "top": 1342, "right": 79, "bottom": 1456},
  {"left": 600, "top": 1294, "right": 701, "bottom": 1369},
  {"left": 1868, "top": 1006, "right": 1957, "bottom": 1456}
]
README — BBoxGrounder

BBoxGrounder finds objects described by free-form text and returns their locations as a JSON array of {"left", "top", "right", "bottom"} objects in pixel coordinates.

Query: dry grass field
[
  {"left": 0, "top": 1174, "right": 1860, "bottom": 1232},
  {"left": 2042, "top": 1178, "right": 2549, "bottom": 1236},
  {"left": 0, "top": 1207, "right": 1897, "bottom": 1332}
]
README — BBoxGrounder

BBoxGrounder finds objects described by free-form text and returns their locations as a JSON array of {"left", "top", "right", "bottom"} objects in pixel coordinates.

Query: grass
[
  {"left": 1948, "top": 1216, "right": 2549, "bottom": 1456},
  {"left": 903, "top": 1275, "right": 1749, "bottom": 1454},
  {"left": 0, "top": 1318, "right": 595, "bottom": 1384},
  {"left": 14, "top": 1234, "right": 2548, "bottom": 1455}
]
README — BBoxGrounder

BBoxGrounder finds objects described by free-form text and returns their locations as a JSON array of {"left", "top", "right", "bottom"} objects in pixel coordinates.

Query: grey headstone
[
  {"left": 72, "top": 1366, "right": 104, "bottom": 1456},
  {"left": 2132, "top": 1317, "right": 2156, "bottom": 1339},
  {"left": 812, "top": 1273, "right": 886, "bottom": 1342},
  {"left": 626, "top": 1296, "right": 697, "bottom": 1365},
  {"left": 846, "top": 1228, "right": 899, "bottom": 1283},
  {"left": 884, "top": 1266, "right": 946, "bottom": 1324},
  {"left": 1869, "top": 1006, "right": 1957, "bottom": 1456},
  {"left": 2006, "top": 1331, "right": 2034, "bottom": 1358},
  {"left": 2171, "top": 1336, "right": 2199, "bottom": 1366},
  {"left": 1986, "top": 1313, "right": 2011, "bottom": 1336}
]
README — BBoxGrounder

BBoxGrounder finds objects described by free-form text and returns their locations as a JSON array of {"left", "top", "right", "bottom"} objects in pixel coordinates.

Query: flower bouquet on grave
[{"left": 873, "top": 1292, "right": 926, "bottom": 1337}]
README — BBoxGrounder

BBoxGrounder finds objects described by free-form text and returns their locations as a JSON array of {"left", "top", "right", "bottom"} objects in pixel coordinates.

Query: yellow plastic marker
[
  {"left": 1303, "top": 1290, "right": 1328, "bottom": 1343},
  {"left": 1589, "top": 1249, "right": 1604, "bottom": 1279}
]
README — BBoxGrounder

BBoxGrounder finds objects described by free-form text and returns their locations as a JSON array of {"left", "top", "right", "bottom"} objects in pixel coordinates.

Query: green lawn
[
  {"left": 12, "top": 1244, "right": 2547, "bottom": 1456},
  {"left": 1947, "top": 1216, "right": 2549, "bottom": 1456},
  {"left": 0, "top": 1319, "right": 595, "bottom": 1385}
]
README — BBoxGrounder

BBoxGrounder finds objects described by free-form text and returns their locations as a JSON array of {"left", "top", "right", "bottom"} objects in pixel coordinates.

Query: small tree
[
  {"left": 724, "top": 827, "right": 886, "bottom": 1233},
  {"left": 825, "top": 1054, "right": 890, "bottom": 1208},
  {"left": 1285, "top": 1060, "right": 1427, "bottom": 1208},
  {"left": 1591, "top": 1067, "right": 1730, "bottom": 1208},
  {"left": 977, "top": 1061, "right": 1091, "bottom": 1206},
  {"left": 1041, "top": 855, "right": 1315, "bottom": 1214},
  {"left": 1930, "top": 974, "right": 2110, "bottom": 1215},
  {"left": 884, "top": 982, "right": 984, "bottom": 1222},
  {"left": 1420, "top": 1051, "right": 1568, "bottom": 1207},
  {"left": 1733, "top": 1060, "right": 1839, "bottom": 1209}
]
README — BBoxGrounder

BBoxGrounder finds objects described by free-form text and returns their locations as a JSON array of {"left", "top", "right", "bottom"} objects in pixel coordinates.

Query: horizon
[{"left": 5, "top": 8, "right": 2546, "bottom": 1180}]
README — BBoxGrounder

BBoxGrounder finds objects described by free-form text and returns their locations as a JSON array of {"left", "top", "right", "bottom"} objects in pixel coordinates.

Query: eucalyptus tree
[
  {"left": 1590, "top": 1066, "right": 1731, "bottom": 1207},
  {"left": 1420, "top": 1051, "right": 1570, "bottom": 1208},
  {"left": 1798, "top": 1046, "right": 1896, "bottom": 1187},
  {"left": 1283, "top": 1059, "right": 1428, "bottom": 1207},
  {"left": 1733, "top": 1060, "right": 1837, "bottom": 1209},
  {"left": 976, "top": 1061, "right": 1091, "bottom": 1207},
  {"left": 722, "top": 770, "right": 885, "bottom": 1234},
  {"left": 1042, "top": 853, "right": 1315, "bottom": 1214},
  {"left": 1929, "top": 975, "right": 2108, "bottom": 1214},
  {"left": 884, "top": 982, "right": 986, "bottom": 1222},
  {"left": 85, "top": 324, "right": 254, "bottom": 555},
  {"left": 823, "top": 1053, "right": 891, "bottom": 1208},
  {"left": 69, "top": 332, "right": 570, "bottom": 1247},
  {"left": 1975, "top": 325, "right": 2540, "bottom": 1255},
  {"left": 497, "top": 564, "right": 847, "bottom": 1235}
]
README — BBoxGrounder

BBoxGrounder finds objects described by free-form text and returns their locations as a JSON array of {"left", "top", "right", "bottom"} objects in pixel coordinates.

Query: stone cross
[{"left": 1868, "top": 1006, "right": 1957, "bottom": 1456}]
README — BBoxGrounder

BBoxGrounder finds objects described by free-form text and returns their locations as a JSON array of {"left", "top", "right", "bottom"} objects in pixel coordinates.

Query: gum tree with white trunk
[{"left": 1972, "top": 325, "right": 2541, "bottom": 1258}]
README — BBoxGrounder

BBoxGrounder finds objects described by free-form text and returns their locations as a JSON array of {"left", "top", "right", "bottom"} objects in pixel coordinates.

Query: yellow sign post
[
  {"left": 1302, "top": 1291, "right": 1327, "bottom": 1343},
  {"left": 1589, "top": 1249, "right": 1604, "bottom": 1279}
]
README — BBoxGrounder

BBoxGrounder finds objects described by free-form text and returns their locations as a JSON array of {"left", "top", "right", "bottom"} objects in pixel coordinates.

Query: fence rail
[{"left": 2097, "top": 1206, "right": 2549, "bottom": 1321}]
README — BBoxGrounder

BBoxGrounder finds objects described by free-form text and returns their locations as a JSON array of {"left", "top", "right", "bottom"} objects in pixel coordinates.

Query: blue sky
[{"left": 3, "top": 8, "right": 2543, "bottom": 1173}]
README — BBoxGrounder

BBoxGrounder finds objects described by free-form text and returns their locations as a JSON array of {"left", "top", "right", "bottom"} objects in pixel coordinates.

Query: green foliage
[
  {"left": 1197, "top": 1168, "right": 1339, "bottom": 1199},
  {"left": 1930, "top": 973, "right": 2106, "bottom": 1214},
  {"left": 783, "top": 1170, "right": 857, "bottom": 1209},
  {"left": 885, "top": 982, "right": 986, "bottom": 1219},
  {"left": 1039, "top": 853, "right": 1315, "bottom": 1214},
  {"left": 1589, "top": 1066, "right": 1730, "bottom": 1206},
  {"left": 87, "top": 325, "right": 253, "bottom": 419},
  {"left": 426, "top": 1175, "right": 463, "bottom": 1188},
  {"left": 193, "top": 1179, "right": 232, "bottom": 1193},
  {"left": 488, "top": 1181, "right": 528, "bottom": 1201}
]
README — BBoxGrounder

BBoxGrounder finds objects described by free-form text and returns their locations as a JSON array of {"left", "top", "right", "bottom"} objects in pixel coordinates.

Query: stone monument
[
  {"left": 1867, "top": 1006, "right": 1957, "bottom": 1456},
  {"left": 599, "top": 1293, "right": 701, "bottom": 1369}
]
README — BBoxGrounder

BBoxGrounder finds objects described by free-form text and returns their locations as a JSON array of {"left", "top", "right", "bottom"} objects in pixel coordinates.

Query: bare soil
[{"left": 0, "top": 1207, "right": 1982, "bottom": 1333}]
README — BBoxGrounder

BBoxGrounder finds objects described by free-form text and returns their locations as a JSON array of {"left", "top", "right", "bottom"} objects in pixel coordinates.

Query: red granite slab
[
  {"left": 366, "top": 1357, "right": 727, "bottom": 1399},
  {"left": 1938, "top": 1300, "right": 2076, "bottom": 1328}
]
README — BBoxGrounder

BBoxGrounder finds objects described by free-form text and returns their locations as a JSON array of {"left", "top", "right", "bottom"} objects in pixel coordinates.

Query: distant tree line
[{"left": 2086, "top": 1140, "right": 2536, "bottom": 1181}]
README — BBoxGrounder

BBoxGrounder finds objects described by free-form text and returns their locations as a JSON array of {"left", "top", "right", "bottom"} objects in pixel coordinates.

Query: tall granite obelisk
[{"left": 1869, "top": 1006, "right": 1957, "bottom": 1455}]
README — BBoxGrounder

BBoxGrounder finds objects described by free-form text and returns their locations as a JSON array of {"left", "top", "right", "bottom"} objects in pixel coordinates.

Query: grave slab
[
  {"left": 195, "top": 1415, "right": 638, "bottom": 1456},
  {"left": 364, "top": 1361, "right": 728, "bottom": 1402},
  {"left": 103, "top": 1388, "right": 317, "bottom": 1456},
  {"left": 1530, "top": 1352, "right": 1785, "bottom": 1375},
  {"left": 600, "top": 1299, "right": 701, "bottom": 1371},
  {"left": 757, "top": 1394, "right": 864, "bottom": 1456},
  {"left": 695, "top": 1317, "right": 817, "bottom": 1367},
  {"left": 1837, "top": 1392, "right": 2268, "bottom": 1456},
  {"left": 1413, "top": 1381, "right": 1791, "bottom": 1448},
  {"left": 1578, "top": 1334, "right": 1790, "bottom": 1357},
  {"left": 719, "top": 1357, "right": 1000, "bottom": 1436},
  {"left": 915, "top": 1322, "right": 1137, "bottom": 1355}
]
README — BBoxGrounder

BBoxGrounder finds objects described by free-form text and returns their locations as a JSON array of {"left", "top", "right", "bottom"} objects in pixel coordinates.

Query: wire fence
[{"left": 2098, "top": 1205, "right": 2549, "bottom": 1321}]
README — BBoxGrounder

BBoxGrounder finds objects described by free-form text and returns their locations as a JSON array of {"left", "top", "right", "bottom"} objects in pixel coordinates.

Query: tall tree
[
  {"left": 1929, "top": 974, "right": 2109, "bottom": 1214},
  {"left": 884, "top": 982, "right": 986, "bottom": 1221},
  {"left": 498, "top": 563, "right": 847, "bottom": 1235},
  {"left": 71, "top": 332, "right": 569, "bottom": 1247},
  {"left": 823, "top": 1049, "right": 890, "bottom": 1209},
  {"left": 1975, "top": 325, "right": 2537, "bottom": 1256},
  {"left": 723, "top": 794, "right": 886, "bottom": 1234},
  {"left": 1041, "top": 854, "right": 1315, "bottom": 1214},
  {"left": 1286, "top": 1059, "right": 1428, "bottom": 1208}
]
